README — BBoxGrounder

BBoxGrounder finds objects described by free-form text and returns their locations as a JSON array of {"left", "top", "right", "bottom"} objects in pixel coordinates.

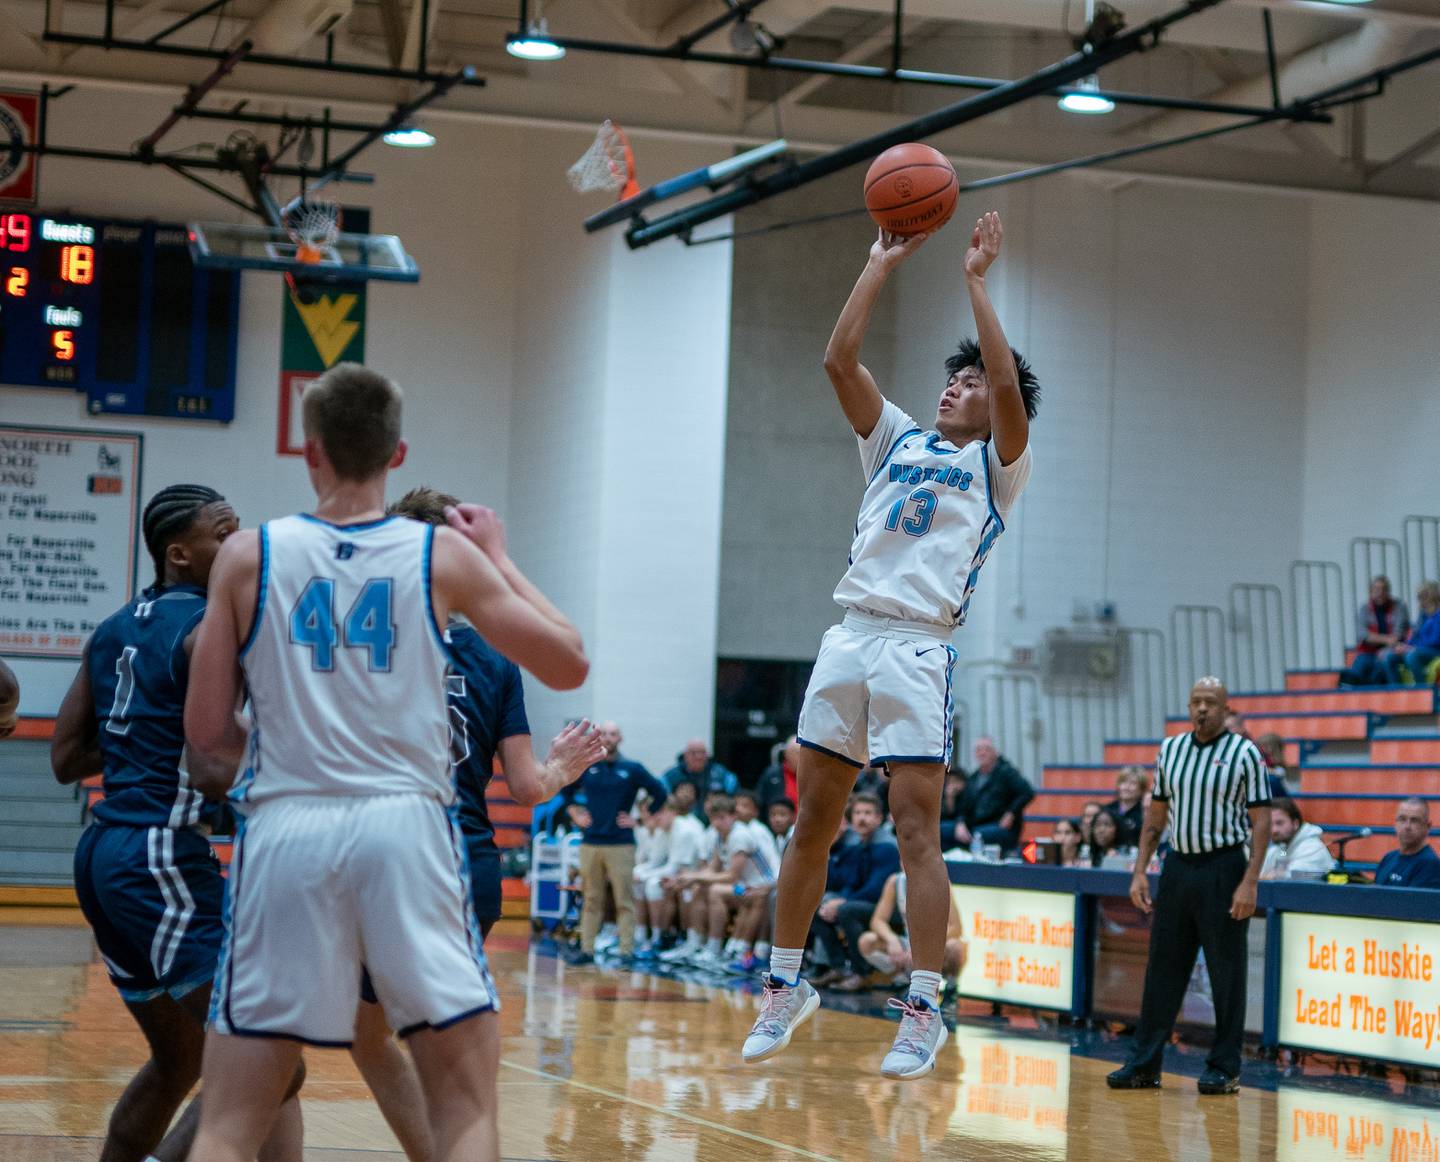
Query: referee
[{"left": 1107, "top": 676, "right": 1271, "bottom": 1095}]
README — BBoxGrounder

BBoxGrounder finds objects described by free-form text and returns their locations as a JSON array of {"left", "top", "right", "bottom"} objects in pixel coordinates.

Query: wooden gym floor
[{"left": 3, "top": 915, "right": 1438, "bottom": 1161}]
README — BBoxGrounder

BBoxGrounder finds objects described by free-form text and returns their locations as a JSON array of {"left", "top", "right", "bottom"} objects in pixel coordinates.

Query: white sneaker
[
  {"left": 660, "top": 942, "right": 698, "bottom": 963},
  {"left": 742, "top": 976, "right": 820, "bottom": 1064},
  {"left": 692, "top": 948, "right": 730, "bottom": 972},
  {"left": 880, "top": 997, "right": 948, "bottom": 1080}
]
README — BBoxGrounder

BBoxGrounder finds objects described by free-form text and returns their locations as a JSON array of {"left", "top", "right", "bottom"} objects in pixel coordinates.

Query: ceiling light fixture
[
  {"left": 507, "top": 16, "right": 566, "bottom": 61},
  {"left": 383, "top": 124, "right": 436, "bottom": 148},
  {"left": 1058, "top": 75, "right": 1116, "bottom": 115}
]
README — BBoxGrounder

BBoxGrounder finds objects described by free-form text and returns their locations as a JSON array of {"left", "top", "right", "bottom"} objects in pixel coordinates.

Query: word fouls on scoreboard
[{"left": 1, "top": 214, "right": 96, "bottom": 380}]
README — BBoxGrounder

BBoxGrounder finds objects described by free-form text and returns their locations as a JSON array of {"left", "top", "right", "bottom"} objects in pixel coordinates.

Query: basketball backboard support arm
[{"left": 624, "top": 0, "right": 1227, "bottom": 248}]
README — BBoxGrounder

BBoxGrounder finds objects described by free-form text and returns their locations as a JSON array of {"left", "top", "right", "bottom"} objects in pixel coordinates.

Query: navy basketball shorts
[
  {"left": 465, "top": 841, "right": 504, "bottom": 926},
  {"left": 74, "top": 822, "right": 226, "bottom": 1003}
]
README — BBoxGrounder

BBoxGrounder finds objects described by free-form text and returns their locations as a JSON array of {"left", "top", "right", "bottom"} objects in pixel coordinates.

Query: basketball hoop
[
  {"left": 567, "top": 120, "right": 639, "bottom": 200},
  {"left": 286, "top": 200, "right": 341, "bottom": 264}
]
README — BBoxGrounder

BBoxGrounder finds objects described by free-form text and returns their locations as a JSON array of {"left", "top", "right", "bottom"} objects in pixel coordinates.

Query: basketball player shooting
[{"left": 742, "top": 211, "right": 1040, "bottom": 1079}]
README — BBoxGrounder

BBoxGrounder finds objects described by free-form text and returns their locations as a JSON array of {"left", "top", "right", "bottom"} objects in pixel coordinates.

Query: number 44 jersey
[
  {"left": 236, "top": 514, "right": 452, "bottom": 805},
  {"left": 832, "top": 399, "right": 1032, "bottom": 630}
]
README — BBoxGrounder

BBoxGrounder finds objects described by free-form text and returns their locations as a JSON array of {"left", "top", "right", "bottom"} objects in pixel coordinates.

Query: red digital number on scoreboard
[
  {"left": 0, "top": 214, "right": 31, "bottom": 252},
  {"left": 52, "top": 330, "right": 75, "bottom": 361}
]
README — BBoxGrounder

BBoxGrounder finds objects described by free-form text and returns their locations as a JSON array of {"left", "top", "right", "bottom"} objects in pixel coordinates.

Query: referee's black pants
[{"left": 1126, "top": 844, "right": 1250, "bottom": 1079}]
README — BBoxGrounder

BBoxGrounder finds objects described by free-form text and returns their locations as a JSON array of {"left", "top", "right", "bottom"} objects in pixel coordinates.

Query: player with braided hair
[{"left": 50, "top": 484, "right": 304, "bottom": 1162}]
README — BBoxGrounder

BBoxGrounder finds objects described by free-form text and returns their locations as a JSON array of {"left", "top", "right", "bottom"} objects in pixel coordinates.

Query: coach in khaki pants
[{"left": 561, "top": 722, "right": 669, "bottom": 964}]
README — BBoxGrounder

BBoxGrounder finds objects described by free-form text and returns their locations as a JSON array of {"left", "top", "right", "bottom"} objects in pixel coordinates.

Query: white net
[
  {"left": 286, "top": 200, "right": 341, "bottom": 259},
  {"left": 567, "top": 120, "right": 630, "bottom": 195}
]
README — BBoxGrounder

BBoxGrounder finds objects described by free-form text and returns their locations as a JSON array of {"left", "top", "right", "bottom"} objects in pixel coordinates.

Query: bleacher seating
[{"left": 1026, "top": 674, "right": 1440, "bottom": 872}]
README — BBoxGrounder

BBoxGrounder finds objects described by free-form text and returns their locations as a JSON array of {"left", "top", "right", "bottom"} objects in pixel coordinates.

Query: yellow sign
[
  {"left": 951, "top": 884, "right": 1075, "bottom": 1010},
  {"left": 1278, "top": 912, "right": 1440, "bottom": 1069},
  {"left": 294, "top": 292, "right": 361, "bottom": 368}
]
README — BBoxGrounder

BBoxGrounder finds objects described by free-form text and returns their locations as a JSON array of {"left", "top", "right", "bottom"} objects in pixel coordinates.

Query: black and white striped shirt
[{"left": 1153, "top": 731, "right": 1270, "bottom": 855}]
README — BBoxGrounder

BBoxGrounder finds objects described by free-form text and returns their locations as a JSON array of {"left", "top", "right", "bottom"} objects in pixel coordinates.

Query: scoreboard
[{"left": 0, "top": 211, "right": 240, "bottom": 422}]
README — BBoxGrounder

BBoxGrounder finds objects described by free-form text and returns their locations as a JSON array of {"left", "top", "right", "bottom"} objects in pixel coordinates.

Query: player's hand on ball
[
  {"left": 869, "top": 227, "right": 930, "bottom": 269},
  {"left": 964, "top": 211, "right": 1002, "bottom": 278},
  {"left": 444, "top": 503, "right": 508, "bottom": 560}
]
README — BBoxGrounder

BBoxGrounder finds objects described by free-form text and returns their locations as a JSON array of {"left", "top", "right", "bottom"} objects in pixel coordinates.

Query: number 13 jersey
[
  {"left": 236, "top": 514, "right": 452, "bottom": 805},
  {"left": 832, "top": 400, "right": 1032, "bottom": 629}
]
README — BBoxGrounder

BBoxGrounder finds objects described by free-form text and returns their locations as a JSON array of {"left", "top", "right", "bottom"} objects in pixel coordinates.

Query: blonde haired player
[
  {"left": 741, "top": 212, "right": 1039, "bottom": 1079},
  {"left": 184, "top": 363, "right": 589, "bottom": 1162}
]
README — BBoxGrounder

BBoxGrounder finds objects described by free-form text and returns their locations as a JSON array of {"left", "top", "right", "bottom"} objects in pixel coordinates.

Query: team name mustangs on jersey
[
  {"left": 833, "top": 401, "right": 1030, "bottom": 628},
  {"left": 88, "top": 584, "right": 210, "bottom": 828},
  {"left": 235, "top": 514, "right": 452, "bottom": 804}
]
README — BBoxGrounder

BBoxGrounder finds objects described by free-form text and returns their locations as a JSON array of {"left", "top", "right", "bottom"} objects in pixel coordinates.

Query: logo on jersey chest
[
  {"left": 335, "top": 542, "right": 356, "bottom": 560},
  {"left": 888, "top": 462, "right": 973, "bottom": 491}
]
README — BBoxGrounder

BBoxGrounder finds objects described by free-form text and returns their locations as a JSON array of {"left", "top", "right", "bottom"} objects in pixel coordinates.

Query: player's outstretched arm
[
  {"left": 51, "top": 649, "right": 101, "bottom": 785},
  {"left": 824, "top": 229, "right": 930, "bottom": 438},
  {"left": 499, "top": 720, "right": 606, "bottom": 806},
  {"left": 964, "top": 212, "right": 1028, "bottom": 466},
  {"left": 432, "top": 526, "right": 589, "bottom": 691},
  {"left": 184, "top": 530, "right": 258, "bottom": 788},
  {"left": 0, "top": 658, "right": 18, "bottom": 738}
]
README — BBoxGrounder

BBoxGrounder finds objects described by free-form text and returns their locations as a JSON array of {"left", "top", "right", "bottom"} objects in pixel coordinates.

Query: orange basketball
[{"left": 863, "top": 143, "right": 958, "bottom": 237}]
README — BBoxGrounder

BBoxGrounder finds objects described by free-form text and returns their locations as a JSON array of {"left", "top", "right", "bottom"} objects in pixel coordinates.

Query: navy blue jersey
[
  {"left": 87, "top": 584, "right": 208, "bottom": 828},
  {"left": 446, "top": 622, "right": 530, "bottom": 846}
]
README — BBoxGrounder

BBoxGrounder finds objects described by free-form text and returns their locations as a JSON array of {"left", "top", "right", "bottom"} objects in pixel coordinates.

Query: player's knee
[{"left": 857, "top": 932, "right": 879, "bottom": 955}]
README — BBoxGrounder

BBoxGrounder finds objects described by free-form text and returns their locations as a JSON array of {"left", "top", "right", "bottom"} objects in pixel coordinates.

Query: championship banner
[
  {"left": 952, "top": 884, "right": 1076, "bottom": 1010},
  {"left": 1278, "top": 911, "right": 1440, "bottom": 1070},
  {"left": 0, "top": 424, "right": 142, "bottom": 659},
  {"left": 0, "top": 92, "right": 39, "bottom": 204}
]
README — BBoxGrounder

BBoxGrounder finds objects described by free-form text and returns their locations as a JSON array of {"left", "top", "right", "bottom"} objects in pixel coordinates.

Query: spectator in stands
[
  {"left": 853, "top": 764, "right": 891, "bottom": 818},
  {"left": 662, "top": 738, "right": 740, "bottom": 802},
  {"left": 953, "top": 737, "right": 1034, "bottom": 852},
  {"left": 811, "top": 794, "right": 900, "bottom": 990},
  {"left": 734, "top": 790, "right": 763, "bottom": 825},
  {"left": 1052, "top": 819, "right": 1084, "bottom": 867},
  {"left": 1224, "top": 710, "right": 1248, "bottom": 739},
  {"left": 670, "top": 795, "right": 776, "bottom": 971},
  {"left": 1374, "top": 798, "right": 1440, "bottom": 888},
  {"left": 1382, "top": 582, "right": 1440, "bottom": 688},
  {"left": 1340, "top": 575, "right": 1412, "bottom": 687},
  {"left": 1079, "top": 800, "right": 1104, "bottom": 849},
  {"left": 1089, "top": 807, "right": 1123, "bottom": 867},
  {"left": 1260, "top": 798, "right": 1333, "bottom": 880},
  {"left": 1106, "top": 767, "right": 1147, "bottom": 848},
  {"left": 1257, "top": 732, "right": 1292, "bottom": 796},
  {"left": 667, "top": 780, "right": 701, "bottom": 821},
  {"left": 756, "top": 735, "right": 800, "bottom": 809},
  {"left": 634, "top": 801, "right": 707, "bottom": 957},
  {"left": 767, "top": 798, "right": 796, "bottom": 853},
  {"left": 858, "top": 871, "right": 965, "bottom": 991},
  {"left": 0, "top": 658, "right": 18, "bottom": 738},
  {"left": 939, "top": 769, "right": 968, "bottom": 849}
]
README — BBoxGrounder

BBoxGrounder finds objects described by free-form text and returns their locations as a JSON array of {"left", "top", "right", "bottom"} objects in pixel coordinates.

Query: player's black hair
[
  {"left": 142, "top": 484, "right": 225, "bottom": 585},
  {"left": 945, "top": 337, "right": 1041, "bottom": 421}
]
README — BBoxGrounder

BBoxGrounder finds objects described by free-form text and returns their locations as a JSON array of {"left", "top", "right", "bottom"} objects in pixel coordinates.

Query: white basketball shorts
[
  {"left": 210, "top": 792, "right": 497, "bottom": 1046},
  {"left": 797, "top": 610, "right": 958, "bottom": 769}
]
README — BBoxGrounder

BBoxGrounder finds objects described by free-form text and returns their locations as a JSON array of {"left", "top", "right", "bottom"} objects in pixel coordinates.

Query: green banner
[{"left": 281, "top": 282, "right": 366, "bottom": 371}]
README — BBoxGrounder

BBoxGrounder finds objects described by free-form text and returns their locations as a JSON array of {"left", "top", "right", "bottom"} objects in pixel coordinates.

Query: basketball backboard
[{"left": 188, "top": 222, "right": 420, "bottom": 283}]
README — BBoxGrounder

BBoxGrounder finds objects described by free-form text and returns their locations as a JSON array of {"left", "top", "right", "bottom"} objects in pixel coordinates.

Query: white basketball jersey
[
  {"left": 832, "top": 400, "right": 1031, "bottom": 627},
  {"left": 235, "top": 514, "right": 451, "bottom": 805}
]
